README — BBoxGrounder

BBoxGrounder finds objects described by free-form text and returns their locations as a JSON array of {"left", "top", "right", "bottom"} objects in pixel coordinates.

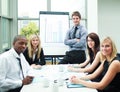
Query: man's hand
[{"left": 22, "top": 76, "right": 34, "bottom": 85}]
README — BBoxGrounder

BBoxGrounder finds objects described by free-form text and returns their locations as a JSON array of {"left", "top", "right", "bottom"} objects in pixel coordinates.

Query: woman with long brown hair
[{"left": 70, "top": 37, "right": 120, "bottom": 92}]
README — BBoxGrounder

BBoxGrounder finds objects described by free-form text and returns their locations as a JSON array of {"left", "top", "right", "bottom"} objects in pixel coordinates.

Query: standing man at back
[
  {"left": 58, "top": 11, "right": 88, "bottom": 64},
  {"left": 0, "top": 35, "right": 34, "bottom": 92}
]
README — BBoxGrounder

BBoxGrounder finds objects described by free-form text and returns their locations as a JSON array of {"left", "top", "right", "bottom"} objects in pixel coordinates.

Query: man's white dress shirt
[{"left": 0, "top": 48, "right": 34, "bottom": 92}]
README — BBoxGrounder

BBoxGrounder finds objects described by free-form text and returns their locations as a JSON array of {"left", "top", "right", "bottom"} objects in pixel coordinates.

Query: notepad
[{"left": 67, "top": 82, "right": 85, "bottom": 88}]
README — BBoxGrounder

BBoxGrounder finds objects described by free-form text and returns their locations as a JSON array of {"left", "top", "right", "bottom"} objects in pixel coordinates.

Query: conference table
[{"left": 21, "top": 65, "right": 97, "bottom": 92}]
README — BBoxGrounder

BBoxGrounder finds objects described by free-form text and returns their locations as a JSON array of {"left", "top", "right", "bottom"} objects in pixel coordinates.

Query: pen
[{"left": 65, "top": 78, "right": 69, "bottom": 80}]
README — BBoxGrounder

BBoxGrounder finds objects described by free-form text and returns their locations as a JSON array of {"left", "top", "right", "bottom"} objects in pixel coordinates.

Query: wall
[
  {"left": 87, "top": 0, "right": 98, "bottom": 33},
  {"left": 98, "top": 0, "right": 120, "bottom": 52}
]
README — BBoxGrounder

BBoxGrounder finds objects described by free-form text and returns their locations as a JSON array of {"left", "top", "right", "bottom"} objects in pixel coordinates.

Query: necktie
[
  {"left": 17, "top": 58, "right": 24, "bottom": 78},
  {"left": 73, "top": 26, "right": 78, "bottom": 38}
]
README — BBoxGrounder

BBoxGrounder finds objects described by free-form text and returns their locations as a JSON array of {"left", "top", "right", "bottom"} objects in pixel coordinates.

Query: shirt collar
[
  {"left": 73, "top": 24, "right": 81, "bottom": 29},
  {"left": 10, "top": 48, "right": 22, "bottom": 58}
]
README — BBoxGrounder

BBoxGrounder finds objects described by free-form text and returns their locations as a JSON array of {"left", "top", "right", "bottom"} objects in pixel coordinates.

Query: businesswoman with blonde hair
[
  {"left": 23, "top": 34, "right": 46, "bottom": 69},
  {"left": 70, "top": 37, "right": 120, "bottom": 92}
]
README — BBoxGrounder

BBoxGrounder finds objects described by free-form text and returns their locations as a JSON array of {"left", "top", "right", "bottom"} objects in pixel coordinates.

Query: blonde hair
[
  {"left": 100, "top": 37, "right": 117, "bottom": 62},
  {"left": 28, "top": 34, "right": 41, "bottom": 59}
]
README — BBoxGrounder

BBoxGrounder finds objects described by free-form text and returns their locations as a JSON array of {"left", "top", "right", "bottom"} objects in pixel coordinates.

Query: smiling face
[
  {"left": 87, "top": 37, "right": 95, "bottom": 50},
  {"left": 101, "top": 41, "right": 112, "bottom": 56},
  {"left": 29, "top": 35, "right": 40, "bottom": 50},
  {"left": 100, "top": 37, "right": 117, "bottom": 61},
  {"left": 71, "top": 11, "right": 81, "bottom": 26},
  {"left": 31, "top": 36, "right": 39, "bottom": 49},
  {"left": 72, "top": 15, "right": 80, "bottom": 26},
  {"left": 13, "top": 36, "right": 27, "bottom": 55},
  {"left": 86, "top": 33, "right": 100, "bottom": 54}
]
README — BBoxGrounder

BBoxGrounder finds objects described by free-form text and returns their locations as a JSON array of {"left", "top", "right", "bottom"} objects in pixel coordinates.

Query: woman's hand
[
  {"left": 70, "top": 76, "right": 81, "bottom": 84},
  {"left": 67, "top": 65, "right": 75, "bottom": 71},
  {"left": 31, "top": 64, "right": 41, "bottom": 69}
]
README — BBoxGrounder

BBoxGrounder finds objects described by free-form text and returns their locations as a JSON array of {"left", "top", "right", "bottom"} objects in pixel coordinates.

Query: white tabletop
[{"left": 21, "top": 65, "right": 97, "bottom": 92}]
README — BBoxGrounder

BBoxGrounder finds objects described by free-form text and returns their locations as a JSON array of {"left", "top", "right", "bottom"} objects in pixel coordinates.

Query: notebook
[{"left": 66, "top": 82, "right": 85, "bottom": 88}]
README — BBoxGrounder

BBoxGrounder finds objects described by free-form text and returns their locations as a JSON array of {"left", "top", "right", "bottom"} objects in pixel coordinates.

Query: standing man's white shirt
[{"left": 0, "top": 48, "right": 34, "bottom": 92}]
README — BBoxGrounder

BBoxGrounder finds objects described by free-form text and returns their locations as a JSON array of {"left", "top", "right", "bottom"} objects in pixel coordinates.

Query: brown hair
[
  {"left": 72, "top": 11, "right": 81, "bottom": 19},
  {"left": 87, "top": 32, "right": 100, "bottom": 58}
]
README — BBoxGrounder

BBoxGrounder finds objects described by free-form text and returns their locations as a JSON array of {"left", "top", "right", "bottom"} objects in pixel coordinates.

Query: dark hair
[
  {"left": 13, "top": 35, "right": 26, "bottom": 44},
  {"left": 72, "top": 11, "right": 81, "bottom": 19},
  {"left": 87, "top": 32, "right": 100, "bottom": 58}
]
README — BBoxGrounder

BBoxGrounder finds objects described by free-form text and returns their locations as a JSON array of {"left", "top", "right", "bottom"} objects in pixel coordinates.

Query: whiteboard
[{"left": 39, "top": 11, "right": 69, "bottom": 55}]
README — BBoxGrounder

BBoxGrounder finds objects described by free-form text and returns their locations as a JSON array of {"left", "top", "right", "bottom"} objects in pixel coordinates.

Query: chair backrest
[
  {"left": 117, "top": 53, "right": 120, "bottom": 58},
  {"left": 4, "top": 48, "right": 10, "bottom": 52}
]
